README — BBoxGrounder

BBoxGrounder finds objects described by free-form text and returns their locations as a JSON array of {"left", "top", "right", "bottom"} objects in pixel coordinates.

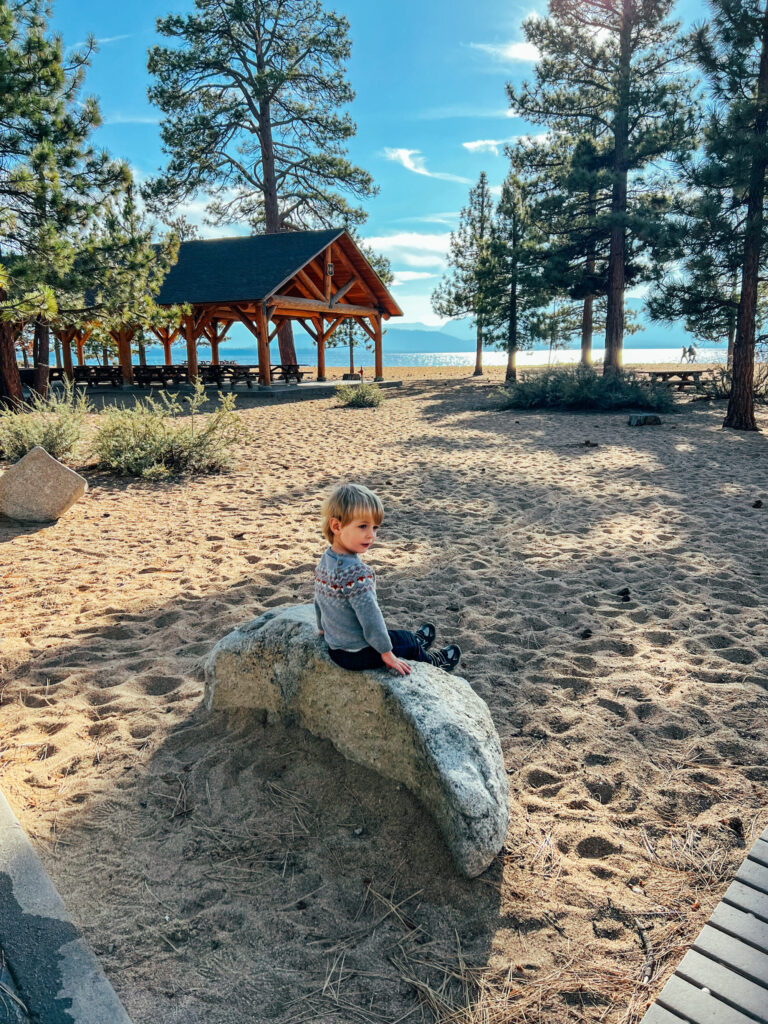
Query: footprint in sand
[
  {"left": 717, "top": 647, "right": 759, "bottom": 665},
  {"left": 154, "top": 611, "right": 185, "bottom": 628},
  {"left": 596, "top": 698, "right": 627, "bottom": 719},
  {"left": 584, "top": 778, "right": 615, "bottom": 804},
  {"left": 644, "top": 630, "right": 676, "bottom": 647},
  {"left": 526, "top": 768, "right": 564, "bottom": 797},
  {"left": 575, "top": 835, "right": 620, "bottom": 859},
  {"left": 136, "top": 674, "right": 185, "bottom": 696}
]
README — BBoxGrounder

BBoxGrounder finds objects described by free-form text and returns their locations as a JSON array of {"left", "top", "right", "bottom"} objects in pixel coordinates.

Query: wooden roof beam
[
  {"left": 295, "top": 267, "right": 326, "bottom": 303},
  {"left": 269, "top": 294, "right": 378, "bottom": 317},
  {"left": 355, "top": 317, "right": 378, "bottom": 343},
  {"left": 330, "top": 276, "right": 359, "bottom": 306}
]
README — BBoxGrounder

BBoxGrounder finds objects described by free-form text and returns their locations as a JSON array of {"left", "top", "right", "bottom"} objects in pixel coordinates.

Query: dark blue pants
[{"left": 328, "top": 629, "right": 427, "bottom": 671}]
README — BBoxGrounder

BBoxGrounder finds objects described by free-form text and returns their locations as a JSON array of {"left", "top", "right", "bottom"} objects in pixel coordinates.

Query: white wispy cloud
[
  {"left": 103, "top": 113, "right": 160, "bottom": 126},
  {"left": 415, "top": 104, "right": 513, "bottom": 121},
  {"left": 397, "top": 212, "right": 460, "bottom": 226},
  {"left": 391, "top": 271, "right": 437, "bottom": 286},
  {"left": 463, "top": 131, "right": 550, "bottom": 155},
  {"left": 383, "top": 148, "right": 472, "bottom": 185},
  {"left": 364, "top": 231, "right": 450, "bottom": 269},
  {"left": 462, "top": 137, "right": 520, "bottom": 156},
  {"left": 70, "top": 33, "right": 133, "bottom": 49},
  {"left": 469, "top": 40, "right": 540, "bottom": 63}
]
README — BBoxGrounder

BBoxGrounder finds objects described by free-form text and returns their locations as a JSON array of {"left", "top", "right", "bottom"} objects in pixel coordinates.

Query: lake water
[{"left": 134, "top": 344, "right": 728, "bottom": 368}]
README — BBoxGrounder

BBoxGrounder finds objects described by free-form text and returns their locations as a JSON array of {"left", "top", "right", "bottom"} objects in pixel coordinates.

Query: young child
[{"left": 314, "top": 482, "right": 461, "bottom": 676}]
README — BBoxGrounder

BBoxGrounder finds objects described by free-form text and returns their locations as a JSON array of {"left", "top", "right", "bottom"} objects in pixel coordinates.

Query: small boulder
[
  {"left": 0, "top": 446, "right": 87, "bottom": 523},
  {"left": 204, "top": 604, "right": 509, "bottom": 877},
  {"left": 627, "top": 414, "right": 662, "bottom": 426}
]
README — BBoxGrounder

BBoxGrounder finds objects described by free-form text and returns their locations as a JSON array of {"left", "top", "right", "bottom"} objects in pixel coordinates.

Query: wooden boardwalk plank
[
  {"left": 676, "top": 949, "right": 768, "bottom": 1022},
  {"left": 639, "top": 827, "right": 768, "bottom": 1024},
  {"left": 750, "top": 839, "right": 768, "bottom": 869},
  {"left": 641, "top": 1005, "right": 685, "bottom": 1024},
  {"left": 710, "top": 902, "right": 768, "bottom": 955},
  {"left": 736, "top": 856, "right": 768, "bottom": 895},
  {"left": 656, "top": 975, "right": 758, "bottom": 1024},
  {"left": 724, "top": 878, "right": 768, "bottom": 922},
  {"left": 695, "top": 924, "right": 768, "bottom": 987}
]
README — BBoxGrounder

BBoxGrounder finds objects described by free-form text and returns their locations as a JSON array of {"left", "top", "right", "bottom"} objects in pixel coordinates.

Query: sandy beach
[{"left": 1, "top": 367, "right": 767, "bottom": 1023}]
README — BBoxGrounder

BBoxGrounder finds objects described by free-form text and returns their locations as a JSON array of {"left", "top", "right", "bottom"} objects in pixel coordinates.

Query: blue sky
[{"left": 53, "top": 0, "right": 704, "bottom": 328}]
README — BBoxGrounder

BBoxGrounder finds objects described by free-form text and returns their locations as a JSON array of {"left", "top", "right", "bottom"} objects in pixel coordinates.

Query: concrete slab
[{"left": 0, "top": 790, "right": 131, "bottom": 1024}]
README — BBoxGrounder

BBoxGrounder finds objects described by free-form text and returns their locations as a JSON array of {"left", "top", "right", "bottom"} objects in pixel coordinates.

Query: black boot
[
  {"left": 425, "top": 644, "right": 461, "bottom": 672},
  {"left": 415, "top": 623, "right": 436, "bottom": 650}
]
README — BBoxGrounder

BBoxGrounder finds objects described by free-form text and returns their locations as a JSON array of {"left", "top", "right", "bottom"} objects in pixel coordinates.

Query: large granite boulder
[
  {"left": 0, "top": 446, "right": 87, "bottom": 523},
  {"left": 204, "top": 604, "right": 509, "bottom": 878}
]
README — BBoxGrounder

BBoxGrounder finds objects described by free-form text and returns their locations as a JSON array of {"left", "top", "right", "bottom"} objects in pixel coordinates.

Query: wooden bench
[
  {"left": 641, "top": 824, "right": 768, "bottom": 1024},
  {"left": 72, "top": 365, "right": 124, "bottom": 388},
  {"left": 638, "top": 369, "right": 707, "bottom": 391},
  {"left": 270, "top": 363, "right": 311, "bottom": 383},
  {"left": 134, "top": 364, "right": 189, "bottom": 389}
]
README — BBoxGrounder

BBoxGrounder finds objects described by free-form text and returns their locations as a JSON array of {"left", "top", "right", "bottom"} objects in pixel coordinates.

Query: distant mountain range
[{"left": 383, "top": 302, "right": 725, "bottom": 352}]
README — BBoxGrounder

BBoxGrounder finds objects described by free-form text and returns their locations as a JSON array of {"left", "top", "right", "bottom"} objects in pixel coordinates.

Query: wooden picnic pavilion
[{"left": 56, "top": 228, "right": 403, "bottom": 386}]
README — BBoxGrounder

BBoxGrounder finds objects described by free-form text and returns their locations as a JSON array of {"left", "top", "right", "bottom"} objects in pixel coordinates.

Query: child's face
[{"left": 330, "top": 515, "right": 380, "bottom": 556}]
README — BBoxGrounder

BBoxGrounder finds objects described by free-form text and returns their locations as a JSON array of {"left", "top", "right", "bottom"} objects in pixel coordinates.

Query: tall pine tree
[
  {"left": 486, "top": 172, "right": 546, "bottom": 381},
  {"left": 432, "top": 172, "right": 495, "bottom": 376},
  {"left": 147, "top": 0, "right": 376, "bottom": 367},
  {"left": 694, "top": 1, "right": 768, "bottom": 430},
  {"left": 509, "top": 0, "right": 697, "bottom": 373}
]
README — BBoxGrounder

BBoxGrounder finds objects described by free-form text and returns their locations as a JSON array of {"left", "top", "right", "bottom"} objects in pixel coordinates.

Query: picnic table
[
  {"left": 134, "top": 364, "right": 189, "bottom": 389},
  {"left": 270, "top": 363, "right": 312, "bottom": 383},
  {"left": 638, "top": 369, "right": 708, "bottom": 391},
  {"left": 20, "top": 365, "right": 124, "bottom": 388}
]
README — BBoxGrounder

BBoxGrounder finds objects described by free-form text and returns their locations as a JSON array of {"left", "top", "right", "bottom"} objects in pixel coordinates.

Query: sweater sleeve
[{"left": 348, "top": 587, "right": 392, "bottom": 653}]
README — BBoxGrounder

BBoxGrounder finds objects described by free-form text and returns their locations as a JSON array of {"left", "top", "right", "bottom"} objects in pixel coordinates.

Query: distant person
[
  {"left": 680, "top": 345, "right": 688, "bottom": 363},
  {"left": 687, "top": 345, "right": 696, "bottom": 363},
  {"left": 314, "top": 483, "right": 461, "bottom": 675}
]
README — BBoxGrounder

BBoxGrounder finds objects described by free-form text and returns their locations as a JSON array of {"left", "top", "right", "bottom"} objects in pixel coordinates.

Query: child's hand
[{"left": 381, "top": 651, "right": 411, "bottom": 675}]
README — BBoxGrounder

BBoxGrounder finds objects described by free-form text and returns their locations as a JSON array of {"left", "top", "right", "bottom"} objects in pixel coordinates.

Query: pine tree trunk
[
  {"left": 0, "top": 316, "right": 23, "bottom": 407},
  {"left": 54, "top": 335, "right": 62, "bottom": 369},
  {"left": 32, "top": 320, "right": 50, "bottom": 398},
  {"left": 727, "top": 320, "right": 736, "bottom": 370},
  {"left": 506, "top": 272, "right": 518, "bottom": 383},
  {"left": 21, "top": 338, "right": 30, "bottom": 368},
  {"left": 580, "top": 295, "right": 594, "bottom": 367},
  {"left": 102, "top": 346, "right": 109, "bottom": 367},
  {"left": 349, "top": 338, "right": 354, "bottom": 375},
  {"left": 258, "top": 78, "right": 297, "bottom": 367},
  {"left": 604, "top": 0, "right": 632, "bottom": 375},
  {"left": 138, "top": 339, "right": 147, "bottom": 367},
  {"left": 724, "top": 9, "right": 768, "bottom": 431},
  {"left": 474, "top": 322, "right": 483, "bottom": 376}
]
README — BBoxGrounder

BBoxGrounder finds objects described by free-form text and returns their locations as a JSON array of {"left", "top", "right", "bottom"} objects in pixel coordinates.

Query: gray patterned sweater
[{"left": 314, "top": 547, "right": 392, "bottom": 653}]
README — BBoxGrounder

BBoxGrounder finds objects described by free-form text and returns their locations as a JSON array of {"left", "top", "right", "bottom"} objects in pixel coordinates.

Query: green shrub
[
  {"left": 498, "top": 366, "right": 675, "bottom": 412},
  {"left": 335, "top": 380, "right": 385, "bottom": 408},
  {"left": 93, "top": 382, "right": 244, "bottom": 479},
  {"left": 0, "top": 382, "right": 91, "bottom": 462},
  {"left": 696, "top": 364, "right": 768, "bottom": 403}
]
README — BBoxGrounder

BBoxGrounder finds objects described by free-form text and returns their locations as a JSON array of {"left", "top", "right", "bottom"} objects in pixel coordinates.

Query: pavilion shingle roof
[{"left": 155, "top": 229, "right": 345, "bottom": 306}]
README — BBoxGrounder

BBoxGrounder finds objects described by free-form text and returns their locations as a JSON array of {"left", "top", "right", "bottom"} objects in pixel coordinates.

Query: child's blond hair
[{"left": 321, "top": 482, "right": 384, "bottom": 544}]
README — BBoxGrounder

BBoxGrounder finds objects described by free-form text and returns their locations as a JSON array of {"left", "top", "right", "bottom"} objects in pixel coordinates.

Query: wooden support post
[
  {"left": 116, "top": 327, "right": 134, "bottom": 385},
  {"left": 184, "top": 315, "right": 198, "bottom": 381},
  {"left": 162, "top": 330, "right": 173, "bottom": 365},
  {"left": 60, "top": 331, "right": 74, "bottom": 380},
  {"left": 317, "top": 317, "right": 326, "bottom": 381},
  {"left": 324, "top": 245, "right": 333, "bottom": 301},
  {"left": 210, "top": 319, "right": 220, "bottom": 366},
  {"left": 374, "top": 314, "right": 383, "bottom": 381},
  {"left": 254, "top": 304, "right": 271, "bottom": 385}
]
